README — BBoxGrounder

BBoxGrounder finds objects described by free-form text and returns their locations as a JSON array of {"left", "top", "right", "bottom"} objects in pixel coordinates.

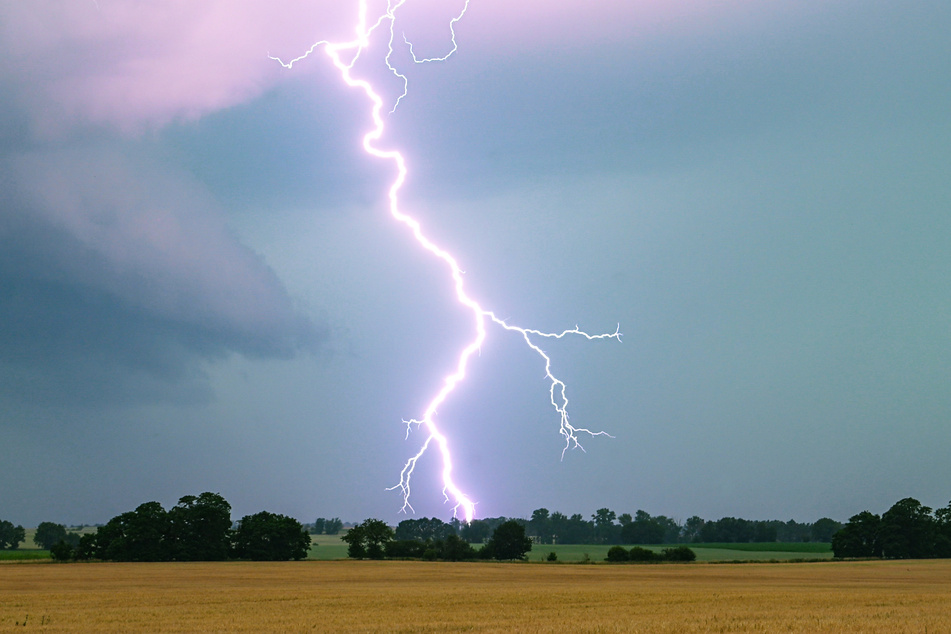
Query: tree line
[
  {"left": 831, "top": 497, "right": 951, "bottom": 559},
  {"left": 344, "top": 517, "right": 534, "bottom": 561},
  {"left": 31, "top": 492, "right": 311, "bottom": 562},
  {"left": 312, "top": 517, "right": 344, "bottom": 535},
  {"left": 520, "top": 508, "right": 842, "bottom": 545},
  {"left": 342, "top": 515, "right": 698, "bottom": 563}
]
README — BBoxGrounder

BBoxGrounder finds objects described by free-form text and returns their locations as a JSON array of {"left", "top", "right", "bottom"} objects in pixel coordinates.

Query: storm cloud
[{"left": 0, "top": 1, "right": 949, "bottom": 527}]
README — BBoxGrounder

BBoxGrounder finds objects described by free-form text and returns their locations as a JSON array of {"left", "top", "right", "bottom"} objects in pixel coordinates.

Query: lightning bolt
[{"left": 272, "top": 1, "right": 620, "bottom": 523}]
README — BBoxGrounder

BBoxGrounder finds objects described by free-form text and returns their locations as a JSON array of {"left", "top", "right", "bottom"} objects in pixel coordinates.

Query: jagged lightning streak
[{"left": 272, "top": 1, "right": 620, "bottom": 523}]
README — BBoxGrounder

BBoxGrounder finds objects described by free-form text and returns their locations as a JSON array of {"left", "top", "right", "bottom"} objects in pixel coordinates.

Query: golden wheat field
[{"left": 2, "top": 559, "right": 950, "bottom": 632}]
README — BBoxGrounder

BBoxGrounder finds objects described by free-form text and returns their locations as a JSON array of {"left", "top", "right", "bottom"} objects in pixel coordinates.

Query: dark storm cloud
[{"left": 0, "top": 144, "right": 321, "bottom": 407}]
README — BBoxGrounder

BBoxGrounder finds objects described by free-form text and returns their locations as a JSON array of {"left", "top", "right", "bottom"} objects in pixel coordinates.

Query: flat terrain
[
  {"left": 2, "top": 559, "right": 949, "bottom": 632},
  {"left": 527, "top": 542, "right": 832, "bottom": 563}
]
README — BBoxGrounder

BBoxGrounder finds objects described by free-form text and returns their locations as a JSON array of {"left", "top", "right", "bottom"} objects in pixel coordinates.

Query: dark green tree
[
  {"left": 682, "top": 516, "right": 705, "bottom": 543},
  {"left": 621, "top": 510, "right": 666, "bottom": 545},
  {"left": 752, "top": 521, "right": 778, "bottom": 542},
  {"left": 934, "top": 501, "right": 951, "bottom": 557},
  {"left": 558, "top": 513, "right": 594, "bottom": 544},
  {"left": 49, "top": 541, "right": 74, "bottom": 561},
  {"left": 460, "top": 519, "right": 493, "bottom": 543},
  {"left": 97, "top": 502, "right": 170, "bottom": 561},
  {"left": 775, "top": 519, "right": 812, "bottom": 542},
  {"left": 384, "top": 539, "right": 427, "bottom": 558},
  {"left": 75, "top": 533, "right": 99, "bottom": 560},
  {"left": 592, "top": 508, "right": 619, "bottom": 544},
  {"left": 231, "top": 511, "right": 311, "bottom": 561},
  {"left": 342, "top": 518, "right": 393, "bottom": 559},
  {"left": 167, "top": 492, "right": 232, "bottom": 561},
  {"left": 528, "top": 508, "right": 553, "bottom": 544},
  {"left": 313, "top": 518, "right": 326, "bottom": 535},
  {"left": 880, "top": 497, "right": 935, "bottom": 559},
  {"left": 34, "top": 522, "right": 69, "bottom": 550},
  {"left": 483, "top": 519, "right": 532, "bottom": 560},
  {"left": 438, "top": 534, "right": 478, "bottom": 561},
  {"left": 0, "top": 520, "right": 25, "bottom": 550},
  {"left": 324, "top": 518, "right": 344, "bottom": 535},
  {"left": 605, "top": 545, "right": 630, "bottom": 562},
  {"left": 394, "top": 517, "right": 454, "bottom": 542},
  {"left": 831, "top": 511, "right": 883, "bottom": 558},
  {"left": 810, "top": 518, "right": 843, "bottom": 543}
]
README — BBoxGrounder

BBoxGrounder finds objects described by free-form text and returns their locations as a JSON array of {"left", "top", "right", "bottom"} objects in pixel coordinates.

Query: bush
[
  {"left": 50, "top": 541, "right": 74, "bottom": 561},
  {"left": 546, "top": 551, "right": 557, "bottom": 562},
  {"left": 628, "top": 546, "right": 661, "bottom": 562},
  {"left": 662, "top": 546, "right": 697, "bottom": 562},
  {"left": 606, "top": 546, "right": 630, "bottom": 562}
]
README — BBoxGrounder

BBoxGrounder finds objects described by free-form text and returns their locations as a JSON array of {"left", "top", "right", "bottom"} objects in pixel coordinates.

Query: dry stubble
[{"left": 2, "top": 559, "right": 950, "bottom": 632}]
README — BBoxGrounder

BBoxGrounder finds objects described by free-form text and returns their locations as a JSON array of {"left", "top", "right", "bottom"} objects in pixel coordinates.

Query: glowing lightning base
[{"left": 272, "top": 1, "right": 620, "bottom": 523}]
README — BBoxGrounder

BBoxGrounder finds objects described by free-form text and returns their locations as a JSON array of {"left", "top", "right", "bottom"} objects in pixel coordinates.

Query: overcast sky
[{"left": 1, "top": 0, "right": 949, "bottom": 528}]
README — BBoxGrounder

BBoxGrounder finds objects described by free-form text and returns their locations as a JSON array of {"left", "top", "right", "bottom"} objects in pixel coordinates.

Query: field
[
  {"left": 307, "top": 533, "right": 350, "bottom": 560},
  {"left": 528, "top": 542, "right": 832, "bottom": 563},
  {"left": 2, "top": 559, "right": 949, "bottom": 632},
  {"left": 0, "top": 539, "right": 834, "bottom": 563},
  {"left": 0, "top": 540, "right": 834, "bottom": 563}
]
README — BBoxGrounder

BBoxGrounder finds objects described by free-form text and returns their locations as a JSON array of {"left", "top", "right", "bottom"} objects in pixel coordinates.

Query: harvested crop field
[{"left": 2, "top": 559, "right": 949, "bottom": 632}]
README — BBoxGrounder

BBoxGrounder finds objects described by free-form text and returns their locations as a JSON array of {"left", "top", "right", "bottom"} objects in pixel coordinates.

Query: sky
[{"left": 1, "top": 0, "right": 949, "bottom": 529}]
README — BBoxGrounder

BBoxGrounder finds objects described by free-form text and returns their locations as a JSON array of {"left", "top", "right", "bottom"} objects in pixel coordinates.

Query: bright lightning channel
[{"left": 272, "top": 1, "right": 620, "bottom": 524}]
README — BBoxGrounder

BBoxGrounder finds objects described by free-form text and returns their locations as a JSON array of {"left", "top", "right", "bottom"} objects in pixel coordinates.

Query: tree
[
  {"left": 880, "top": 497, "right": 935, "bottom": 559},
  {"left": 384, "top": 539, "right": 427, "bottom": 559},
  {"left": 934, "top": 501, "right": 951, "bottom": 558},
  {"left": 167, "top": 492, "right": 232, "bottom": 561},
  {"left": 75, "top": 533, "right": 99, "bottom": 560},
  {"left": 437, "top": 534, "right": 477, "bottom": 561},
  {"left": 528, "top": 508, "right": 553, "bottom": 544},
  {"left": 557, "top": 513, "right": 594, "bottom": 544},
  {"left": 342, "top": 518, "right": 393, "bottom": 559},
  {"left": 460, "top": 519, "right": 493, "bottom": 544},
  {"left": 483, "top": 520, "right": 532, "bottom": 560},
  {"left": 324, "top": 518, "right": 344, "bottom": 535},
  {"left": 231, "top": 511, "right": 311, "bottom": 561},
  {"left": 592, "top": 508, "right": 619, "bottom": 544},
  {"left": 0, "top": 520, "right": 25, "bottom": 550},
  {"left": 831, "top": 511, "right": 882, "bottom": 558},
  {"left": 620, "top": 511, "right": 666, "bottom": 545},
  {"left": 394, "top": 517, "right": 454, "bottom": 542},
  {"left": 811, "top": 518, "right": 843, "bottom": 543},
  {"left": 96, "top": 502, "right": 170, "bottom": 561},
  {"left": 682, "top": 516, "right": 705, "bottom": 543},
  {"left": 313, "top": 518, "right": 326, "bottom": 535},
  {"left": 34, "top": 522, "right": 69, "bottom": 550},
  {"left": 50, "top": 541, "right": 74, "bottom": 561}
]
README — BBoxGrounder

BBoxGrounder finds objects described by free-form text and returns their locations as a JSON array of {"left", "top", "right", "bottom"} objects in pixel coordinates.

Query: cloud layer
[{"left": 0, "top": 2, "right": 335, "bottom": 406}]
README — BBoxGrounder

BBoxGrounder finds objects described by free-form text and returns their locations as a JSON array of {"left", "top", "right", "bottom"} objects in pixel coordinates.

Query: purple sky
[{"left": 1, "top": 1, "right": 950, "bottom": 528}]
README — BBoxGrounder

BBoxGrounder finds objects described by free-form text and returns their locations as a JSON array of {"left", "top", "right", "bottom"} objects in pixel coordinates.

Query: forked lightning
[{"left": 271, "top": 0, "right": 620, "bottom": 523}]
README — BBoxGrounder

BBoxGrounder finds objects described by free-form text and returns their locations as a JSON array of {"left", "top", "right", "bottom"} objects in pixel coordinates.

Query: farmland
[
  {"left": 524, "top": 542, "right": 832, "bottom": 563},
  {"left": 2, "top": 559, "right": 949, "bottom": 632}
]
